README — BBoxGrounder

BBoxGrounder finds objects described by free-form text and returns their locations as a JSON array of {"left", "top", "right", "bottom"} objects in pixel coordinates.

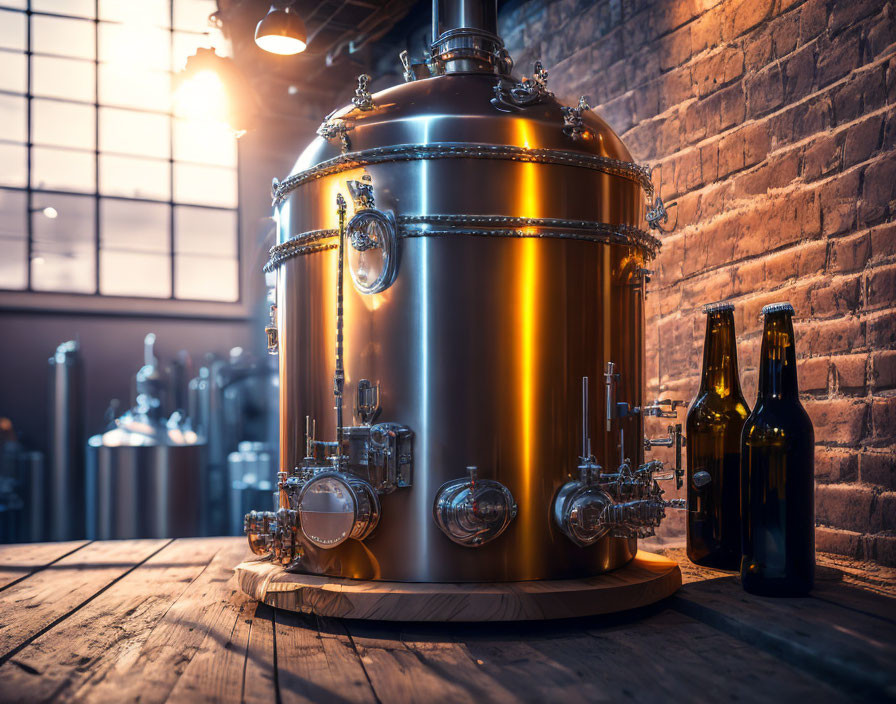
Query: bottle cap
[
  {"left": 761, "top": 302, "right": 795, "bottom": 316},
  {"left": 701, "top": 301, "right": 734, "bottom": 314}
]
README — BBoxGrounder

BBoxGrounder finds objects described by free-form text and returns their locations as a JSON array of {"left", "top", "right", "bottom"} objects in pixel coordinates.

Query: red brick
[
  {"left": 724, "top": 0, "right": 774, "bottom": 40},
  {"left": 746, "top": 62, "right": 784, "bottom": 117},
  {"left": 815, "top": 526, "right": 863, "bottom": 559},
  {"left": 790, "top": 94, "right": 834, "bottom": 142},
  {"left": 804, "top": 399, "right": 869, "bottom": 445},
  {"left": 815, "top": 448, "right": 859, "bottom": 483},
  {"left": 866, "top": 6, "right": 896, "bottom": 60},
  {"left": 860, "top": 152, "right": 896, "bottom": 226},
  {"left": 867, "top": 263, "right": 896, "bottom": 310},
  {"left": 761, "top": 240, "right": 827, "bottom": 283},
  {"left": 744, "top": 25, "right": 773, "bottom": 71},
  {"left": 690, "top": 11, "right": 722, "bottom": 55},
  {"left": 796, "top": 316, "right": 865, "bottom": 356},
  {"left": 870, "top": 222, "right": 896, "bottom": 262},
  {"left": 829, "top": 0, "right": 886, "bottom": 36},
  {"left": 871, "top": 396, "right": 896, "bottom": 444},
  {"left": 816, "top": 484, "right": 876, "bottom": 532},
  {"left": 799, "top": 356, "right": 831, "bottom": 393},
  {"left": 771, "top": 8, "right": 800, "bottom": 57},
  {"left": 868, "top": 534, "right": 896, "bottom": 566},
  {"left": 798, "top": 0, "right": 827, "bottom": 45},
  {"left": 802, "top": 133, "right": 841, "bottom": 181},
  {"left": 742, "top": 122, "right": 771, "bottom": 167},
  {"left": 860, "top": 451, "right": 896, "bottom": 489},
  {"left": 658, "top": 68, "right": 693, "bottom": 112},
  {"left": 693, "top": 45, "right": 744, "bottom": 98},
  {"left": 844, "top": 114, "right": 884, "bottom": 168},
  {"left": 830, "top": 353, "right": 868, "bottom": 392},
  {"left": 717, "top": 130, "right": 745, "bottom": 177},
  {"left": 828, "top": 231, "right": 871, "bottom": 273},
  {"left": 817, "top": 30, "right": 863, "bottom": 88},
  {"left": 809, "top": 274, "right": 862, "bottom": 317},
  {"left": 871, "top": 350, "right": 896, "bottom": 391},
  {"left": 818, "top": 169, "right": 860, "bottom": 237},
  {"left": 867, "top": 310, "right": 896, "bottom": 349},
  {"left": 782, "top": 42, "right": 815, "bottom": 102}
]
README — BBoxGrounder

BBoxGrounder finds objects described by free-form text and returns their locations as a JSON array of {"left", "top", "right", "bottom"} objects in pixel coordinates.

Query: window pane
[
  {"left": 0, "top": 50, "right": 26, "bottom": 93},
  {"left": 31, "top": 193, "right": 96, "bottom": 293},
  {"left": 175, "top": 205, "right": 236, "bottom": 257},
  {"left": 99, "top": 64, "right": 170, "bottom": 112},
  {"left": 173, "top": 118, "right": 237, "bottom": 167},
  {"left": 32, "top": 147, "right": 95, "bottom": 192},
  {"left": 100, "top": 108, "right": 169, "bottom": 159},
  {"left": 99, "top": 23, "right": 170, "bottom": 72},
  {"left": 99, "top": 0, "right": 170, "bottom": 27},
  {"left": 174, "top": 1, "right": 216, "bottom": 32},
  {"left": 0, "top": 94, "right": 26, "bottom": 142},
  {"left": 99, "top": 154, "right": 169, "bottom": 200},
  {"left": 32, "top": 16, "right": 95, "bottom": 60},
  {"left": 101, "top": 198, "right": 169, "bottom": 253},
  {"left": 100, "top": 251, "right": 170, "bottom": 297},
  {"left": 33, "top": 99, "right": 95, "bottom": 149},
  {"left": 174, "top": 163, "right": 236, "bottom": 207},
  {"left": 0, "top": 10, "right": 26, "bottom": 51},
  {"left": 0, "top": 143, "right": 27, "bottom": 187},
  {"left": 175, "top": 254, "right": 237, "bottom": 301},
  {"left": 0, "top": 189, "right": 27, "bottom": 290},
  {"left": 32, "top": 55, "right": 95, "bottom": 102},
  {"left": 32, "top": 0, "right": 95, "bottom": 17}
]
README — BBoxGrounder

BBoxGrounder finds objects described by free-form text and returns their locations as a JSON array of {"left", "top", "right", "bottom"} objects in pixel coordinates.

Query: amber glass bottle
[
  {"left": 741, "top": 302, "right": 815, "bottom": 596},
  {"left": 686, "top": 302, "right": 750, "bottom": 569}
]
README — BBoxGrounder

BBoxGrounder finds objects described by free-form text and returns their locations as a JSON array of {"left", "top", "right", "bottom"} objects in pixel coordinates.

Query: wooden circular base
[{"left": 235, "top": 550, "right": 681, "bottom": 622}]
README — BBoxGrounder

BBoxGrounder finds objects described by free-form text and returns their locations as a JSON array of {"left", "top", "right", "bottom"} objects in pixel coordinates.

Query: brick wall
[{"left": 500, "top": 0, "right": 896, "bottom": 563}]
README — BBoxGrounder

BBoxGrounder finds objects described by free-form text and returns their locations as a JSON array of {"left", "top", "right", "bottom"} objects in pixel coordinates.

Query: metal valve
[
  {"left": 643, "top": 422, "right": 685, "bottom": 490},
  {"left": 433, "top": 466, "right": 517, "bottom": 547}
]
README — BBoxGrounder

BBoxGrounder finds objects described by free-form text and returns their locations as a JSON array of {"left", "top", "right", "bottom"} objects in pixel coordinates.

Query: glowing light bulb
[
  {"left": 173, "top": 70, "right": 229, "bottom": 124},
  {"left": 255, "top": 34, "right": 306, "bottom": 55},
  {"left": 42, "top": 206, "right": 58, "bottom": 219}
]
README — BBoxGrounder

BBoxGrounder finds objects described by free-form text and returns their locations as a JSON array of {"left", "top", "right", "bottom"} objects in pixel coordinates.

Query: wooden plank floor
[{"left": 0, "top": 538, "right": 892, "bottom": 703}]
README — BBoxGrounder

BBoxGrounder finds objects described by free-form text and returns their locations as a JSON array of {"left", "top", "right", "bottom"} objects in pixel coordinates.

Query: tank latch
[{"left": 434, "top": 466, "right": 517, "bottom": 547}]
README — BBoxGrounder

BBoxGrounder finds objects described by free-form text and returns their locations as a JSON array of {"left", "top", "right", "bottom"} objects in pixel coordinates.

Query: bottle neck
[
  {"left": 757, "top": 311, "right": 799, "bottom": 400},
  {"left": 699, "top": 310, "right": 743, "bottom": 399}
]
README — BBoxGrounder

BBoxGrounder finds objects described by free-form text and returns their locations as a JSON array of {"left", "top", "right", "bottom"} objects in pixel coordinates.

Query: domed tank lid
[{"left": 276, "top": 0, "right": 653, "bottom": 202}]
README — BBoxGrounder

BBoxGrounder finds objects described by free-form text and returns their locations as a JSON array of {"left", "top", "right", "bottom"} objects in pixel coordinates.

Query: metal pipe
[
  {"left": 432, "top": 0, "right": 497, "bottom": 42},
  {"left": 48, "top": 341, "right": 85, "bottom": 540},
  {"left": 334, "top": 194, "right": 347, "bottom": 464}
]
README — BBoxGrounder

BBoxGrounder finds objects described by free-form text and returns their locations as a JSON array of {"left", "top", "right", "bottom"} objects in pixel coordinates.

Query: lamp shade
[{"left": 255, "top": 7, "right": 307, "bottom": 55}]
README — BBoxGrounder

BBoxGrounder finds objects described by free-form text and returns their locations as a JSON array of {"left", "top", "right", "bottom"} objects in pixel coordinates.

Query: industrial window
[{"left": 0, "top": 1, "right": 240, "bottom": 303}]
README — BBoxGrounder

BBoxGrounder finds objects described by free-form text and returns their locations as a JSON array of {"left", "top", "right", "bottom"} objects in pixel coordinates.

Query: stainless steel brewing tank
[{"left": 271, "top": 72, "right": 658, "bottom": 581}]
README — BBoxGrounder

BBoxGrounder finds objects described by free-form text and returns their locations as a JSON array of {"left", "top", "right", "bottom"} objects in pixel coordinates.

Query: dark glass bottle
[
  {"left": 686, "top": 302, "right": 750, "bottom": 569},
  {"left": 741, "top": 302, "right": 815, "bottom": 596}
]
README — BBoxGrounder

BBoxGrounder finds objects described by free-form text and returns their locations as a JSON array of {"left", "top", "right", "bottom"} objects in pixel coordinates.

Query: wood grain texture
[
  {"left": 0, "top": 541, "right": 89, "bottom": 591},
  {"left": 235, "top": 550, "right": 683, "bottom": 622},
  {"left": 0, "top": 539, "right": 168, "bottom": 663},
  {"left": 0, "top": 538, "right": 893, "bottom": 703}
]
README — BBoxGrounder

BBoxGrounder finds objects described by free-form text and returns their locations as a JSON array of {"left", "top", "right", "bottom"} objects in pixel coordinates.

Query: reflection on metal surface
[{"left": 434, "top": 467, "right": 517, "bottom": 547}]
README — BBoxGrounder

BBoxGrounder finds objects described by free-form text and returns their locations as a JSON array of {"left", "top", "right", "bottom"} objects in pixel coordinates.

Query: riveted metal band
[
  {"left": 272, "top": 143, "right": 653, "bottom": 204},
  {"left": 265, "top": 215, "right": 660, "bottom": 272}
]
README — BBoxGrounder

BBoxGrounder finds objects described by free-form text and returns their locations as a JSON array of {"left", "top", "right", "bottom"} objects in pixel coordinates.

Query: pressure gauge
[
  {"left": 346, "top": 208, "right": 397, "bottom": 294},
  {"left": 433, "top": 467, "right": 517, "bottom": 547},
  {"left": 297, "top": 472, "right": 380, "bottom": 548},
  {"left": 553, "top": 481, "right": 613, "bottom": 547}
]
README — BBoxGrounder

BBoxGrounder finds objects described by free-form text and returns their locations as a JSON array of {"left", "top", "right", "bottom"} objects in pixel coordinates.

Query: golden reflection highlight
[{"left": 516, "top": 119, "right": 540, "bottom": 574}]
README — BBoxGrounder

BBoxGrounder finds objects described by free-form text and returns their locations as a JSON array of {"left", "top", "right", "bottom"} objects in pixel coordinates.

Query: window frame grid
[{"left": 0, "top": 0, "right": 241, "bottom": 305}]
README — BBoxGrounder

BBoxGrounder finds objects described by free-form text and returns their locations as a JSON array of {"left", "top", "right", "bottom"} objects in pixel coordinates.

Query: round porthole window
[{"left": 346, "top": 209, "right": 397, "bottom": 294}]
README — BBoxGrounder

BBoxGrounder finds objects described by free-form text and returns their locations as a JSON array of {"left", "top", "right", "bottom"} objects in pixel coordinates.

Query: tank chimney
[{"left": 430, "top": 0, "right": 508, "bottom": 75}]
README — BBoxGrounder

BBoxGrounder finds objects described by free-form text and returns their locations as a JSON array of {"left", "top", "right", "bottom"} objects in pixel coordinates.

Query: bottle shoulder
[
  {"left": 743, "top": 398, "right": 815, "bottom": 441},
  {"left": 687, "top": 392, "right": 751, "bottom": 426}
]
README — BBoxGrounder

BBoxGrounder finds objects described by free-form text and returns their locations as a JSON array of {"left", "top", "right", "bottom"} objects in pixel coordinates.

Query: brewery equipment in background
[
  {"left": 87, "top": 334, "right": 204, "bottom": 540},
  {"left": 741, "top": 302, "right": 816, "bottom": 596},
  {"left": 49, "top": 340, "right": 85, "bottom": 541},
  {"left": 244, "top": 0, "right": 687, "bottom": 582},
  {"left": 685, "top": 302, "right": 750, "bottom": 569}
]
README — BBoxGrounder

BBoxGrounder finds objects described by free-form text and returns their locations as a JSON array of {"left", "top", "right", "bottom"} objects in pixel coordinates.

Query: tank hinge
[
  {"left": 491, "top": 60, "right": 552, "bottom": 111},
  {"left": 351, "top": 73, "right": 374, "bottom": 111},
  {"left": 561, "top": 96, "right": 591, "bottom": 140}
]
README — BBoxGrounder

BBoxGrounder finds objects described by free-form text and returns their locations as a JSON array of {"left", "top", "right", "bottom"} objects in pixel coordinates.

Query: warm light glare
[
  {"left": 255, "top": 34, "right": 306, "bottom": 55},
  {"left": 173, "top": 70, "right": 229, "bottom": 123},
  {"left": 42, "top": 206, "right": 57, "bottom": 219}
]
